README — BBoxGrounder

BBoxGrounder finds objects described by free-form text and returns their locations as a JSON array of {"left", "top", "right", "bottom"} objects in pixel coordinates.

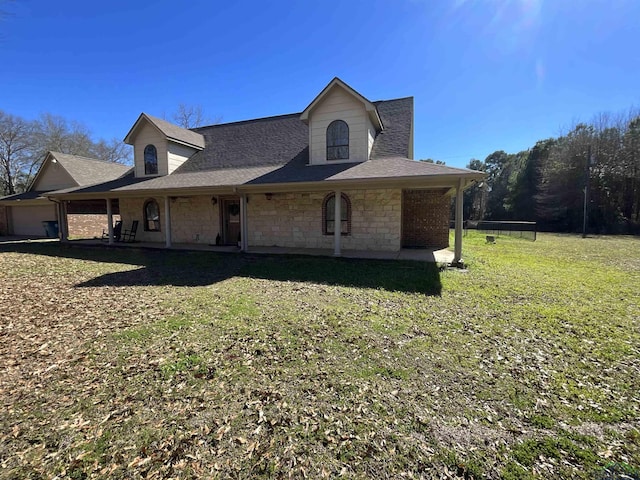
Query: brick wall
[
  {"left": 401, "top": 189, "right": 450, "bottom": 248},
  {"left": 67, "top": 214, "right": 118, "bottom": 239},
  {"left": 248, "top": 189, "right": 402, "bottom": 251},
  {"left": 0, "top": 206, "right": 8, "bottom": 236}
]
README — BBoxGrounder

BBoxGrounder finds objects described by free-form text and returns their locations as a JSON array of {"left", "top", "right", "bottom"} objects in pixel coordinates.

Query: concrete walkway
[{"left": 0, "top": 236, "right": 455, "bottom": 264}]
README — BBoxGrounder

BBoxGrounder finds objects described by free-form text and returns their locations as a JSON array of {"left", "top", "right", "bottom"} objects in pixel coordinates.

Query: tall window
[
  {"left": 144, "top": 144, "right": 158, "bottom": 175},
  {"left": 323, "top": 193, "right": 351, "bottom": 235},
  {"left": 144, "top": 199, "right": 160, "bottom": 231},
  {"left": 326, "top": 120, "right": 349, "bottom": 160}
]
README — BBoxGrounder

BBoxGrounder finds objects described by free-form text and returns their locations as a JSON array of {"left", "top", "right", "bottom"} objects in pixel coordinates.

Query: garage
[{"left": 9, "top": 204, "right": 57, "bottom": 237}]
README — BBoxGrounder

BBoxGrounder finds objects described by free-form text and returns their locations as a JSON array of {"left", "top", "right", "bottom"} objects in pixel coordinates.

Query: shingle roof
[
  {"left": 51, "top": 152, "right": 131, "bottom": 186},
  {"left": 175, "top": 97, "right": 412, "bottom": 173},
  {"left": 370, "top": 98, "right": 413, "bottom": 158},
  {"left": 47, "top": 96, "right": 483, "bottom": 198},
  {"left": 0, "top": 190, "right": 50, "bottom": 202},
  {"left": 177, "top": 113, "right": 309, "bottom": 172},
  {"left": 125, "top": 114, "right": 205, "bottom": 149},
  {"left": 48, "top": 170, "right": 143, "bottom": 195}
]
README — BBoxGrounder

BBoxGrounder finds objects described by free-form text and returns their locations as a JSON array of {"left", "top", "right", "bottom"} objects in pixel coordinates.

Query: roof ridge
[
  {"left": 192, "top": 112, "right": 303, "bottom": 131},
  {"left": 372, "top": 96, "right": 413, "bottom": 104},
  {"left": 51, "top": 151, "right": 129, "bottom": 166},
  {"left": 192, "top": 97, "right": 409, "bottom": 131}
]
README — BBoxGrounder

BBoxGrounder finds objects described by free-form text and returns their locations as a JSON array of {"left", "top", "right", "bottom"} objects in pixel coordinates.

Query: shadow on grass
[{"left": 0, "top": 241, "right": 442, "bottom": 295}]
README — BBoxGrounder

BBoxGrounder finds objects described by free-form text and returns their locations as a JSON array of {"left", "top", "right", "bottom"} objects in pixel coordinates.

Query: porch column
[
  {"left": 59, "top": 201, "right": 68, "bottom": 242},
  {"left": 164, "top": 196, "right": 172, "bottom": 248},
  {"left": 240, "top": 194, "right": 248, "bottom": 252},
  {"left": 453, "top": 178, "right": 464, "bottom": 265},
  {"left": 334, "top": 190, "right": 341, "bottom": 256},
  {"left": 106, "top": 199, "right": 114, "bottom": 245}
]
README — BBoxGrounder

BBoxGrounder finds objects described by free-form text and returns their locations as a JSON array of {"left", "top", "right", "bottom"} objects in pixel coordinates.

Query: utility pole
[{"left": 582, "top": 145, "right": 591, "bottom": 238}]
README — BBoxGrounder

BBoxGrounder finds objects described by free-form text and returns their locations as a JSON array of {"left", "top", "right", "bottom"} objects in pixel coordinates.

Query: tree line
[
  {"left": 463, "top": 109, "right": 640, "bottom": 234},
  {"left": 0, "top": 111, "right": 131, "bottom": 196}
]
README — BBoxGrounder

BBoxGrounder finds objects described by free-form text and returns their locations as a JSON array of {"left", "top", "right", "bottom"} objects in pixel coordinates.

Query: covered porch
[{"left": 51, "top": 176, "right": 474, "bottom": 266}]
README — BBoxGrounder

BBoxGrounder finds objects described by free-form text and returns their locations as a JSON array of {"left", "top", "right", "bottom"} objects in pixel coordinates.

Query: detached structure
[
  {"left": 4, "top": 78, "right": 483, "bottom": 263},
  {"left": 0, "top": 152, "right": 129, "bottom": 238}
]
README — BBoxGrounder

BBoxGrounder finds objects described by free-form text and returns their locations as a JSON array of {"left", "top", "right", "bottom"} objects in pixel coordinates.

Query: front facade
[{"left": 47, "top": 78, "right": 483, "bottom": 261}]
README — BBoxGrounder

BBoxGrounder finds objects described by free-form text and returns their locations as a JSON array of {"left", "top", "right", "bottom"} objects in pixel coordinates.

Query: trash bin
[{"left": 42, "top": 221, "right": 59, "bottom": 238}]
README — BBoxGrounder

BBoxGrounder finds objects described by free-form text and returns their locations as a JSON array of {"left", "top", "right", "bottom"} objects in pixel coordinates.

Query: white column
[
  {"left": 453, "top": 178, "right": 464, "bottom": 265},
  {"left": 333, "top": 190, "right": 341, "bottom": 256},
  {"left": 106, "top": 199, "right": 114, "bottom": 245},
  {"left": 164, "top": 196, "right": 172, "bottom": 248},
  {"left": 240, "top": 194, "right": 248, "bottom": 252}
]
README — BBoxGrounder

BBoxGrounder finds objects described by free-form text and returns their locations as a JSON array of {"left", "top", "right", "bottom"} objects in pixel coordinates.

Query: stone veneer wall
[
  {"left": 0, "top": 206, "right": 8, "bottom": 236},
  {"left": 247, "top": 189, "right": 402, "bottom": 251},
  {"left": 67, "top": 214, "right": 119, "bottom": 239},
  {"left": 119, "top": 196, "right": 219, "bottom": 244},
  {"left": 401, "top": 189, "right": 450, "bottom": 248}
]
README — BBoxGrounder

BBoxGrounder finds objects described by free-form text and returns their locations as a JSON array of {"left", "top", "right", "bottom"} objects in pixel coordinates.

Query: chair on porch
[
  {"left": 121, "top": 220, "right": 139, "bottom": 243},
  {"left": 101, "top": 220, "right": 122, "bottom": 242}
]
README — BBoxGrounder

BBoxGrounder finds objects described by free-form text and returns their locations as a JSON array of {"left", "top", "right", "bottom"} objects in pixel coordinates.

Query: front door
[{"left": 222, "top": 198, "right": 241, "bottom": 245}]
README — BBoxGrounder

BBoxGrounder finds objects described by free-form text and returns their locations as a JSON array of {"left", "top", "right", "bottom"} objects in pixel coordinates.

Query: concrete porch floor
[{"left": 62, "top": 238, "right": 455, "bottom": 264}]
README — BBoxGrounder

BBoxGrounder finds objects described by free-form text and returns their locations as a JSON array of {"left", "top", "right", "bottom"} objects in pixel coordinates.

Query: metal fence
[{"left": 463, "top": 221, "right": 537, "bottom": 241}]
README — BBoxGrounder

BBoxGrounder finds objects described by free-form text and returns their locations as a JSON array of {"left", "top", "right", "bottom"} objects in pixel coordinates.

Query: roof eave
[
  {"left": 166, "top": 136, "right": 205, "bottom": 151},
  {"left": 46, "top": 171, "right": 484, "bottom": 201}
]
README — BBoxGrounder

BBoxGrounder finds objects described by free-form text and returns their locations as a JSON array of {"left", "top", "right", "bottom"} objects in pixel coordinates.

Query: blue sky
[{"left": 1, "top": 0, "right": 639, "bottom": 167}]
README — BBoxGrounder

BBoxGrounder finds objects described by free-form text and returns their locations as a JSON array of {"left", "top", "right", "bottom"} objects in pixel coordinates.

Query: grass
[{"left": 0, "top": 232, "right": 638, "bottom": 479}]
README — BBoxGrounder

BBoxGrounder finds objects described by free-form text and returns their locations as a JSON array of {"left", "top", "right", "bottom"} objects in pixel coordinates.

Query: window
[
  {"left": 326, "top": 120, "right": 349, "bottom": 160},
  {"left": 144, "top": 199, "right": 160, "bottom": 231},
  {"left": 323, "top": 193, "right": 351, "bottom": 235},
  {"left": 144, "top": 144, "right": 158, "bottom": 175}
]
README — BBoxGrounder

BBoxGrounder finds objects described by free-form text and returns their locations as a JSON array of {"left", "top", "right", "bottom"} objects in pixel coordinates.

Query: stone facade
[
  {"left": 401, "top": 189, "right": 450, "bottom": 248},
  {"left": 248, "top": 189, "right": 402, "bottom": 251},
  {"left": 119, "top": 195, "right": 220, "bottom": 245},
  {"left": 168, "top": 196, "right": 219, "bottom": 244},
  {"left": 0, "top": 206, "right": 8, "bottom": 236},
  {"left": 115, "top": 188, "right": 450, "bottom": 252}
]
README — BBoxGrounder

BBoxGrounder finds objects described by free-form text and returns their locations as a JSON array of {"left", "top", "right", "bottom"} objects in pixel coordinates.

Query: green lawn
[{"left": 0, "top": 233, "right": 638, "bottom": 479}]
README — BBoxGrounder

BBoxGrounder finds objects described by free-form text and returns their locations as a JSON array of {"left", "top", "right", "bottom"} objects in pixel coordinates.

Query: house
[
  {"left": 9, "top": 78, "right": 484, "bottom": 263},
  {"left": 0, "top": 152, "right": 130, "bottom": 237}
]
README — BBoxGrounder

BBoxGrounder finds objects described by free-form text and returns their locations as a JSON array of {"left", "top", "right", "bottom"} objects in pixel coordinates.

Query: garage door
[{"left": 10, "top": 205, "right": 57, "bottom": 237}]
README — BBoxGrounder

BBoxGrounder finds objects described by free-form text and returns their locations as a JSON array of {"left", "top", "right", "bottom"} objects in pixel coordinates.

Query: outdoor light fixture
[
  {"left": 211, "top": 196, "right": 217, "bottom": 205},
  {"left": 265, "top": 193, "right": 273, "bottom": 200}
]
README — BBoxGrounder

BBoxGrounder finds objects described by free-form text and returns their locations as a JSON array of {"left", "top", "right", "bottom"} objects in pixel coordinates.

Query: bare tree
[
  {"left": 0, "top": 111, "right": 33, "bottom": 195},
  {"left": 171, "top": 104, "right": 221, "bottom": 129},
  {"left": 172, "top": 104, "right": 206, "bottom": 129},
  {"left": 0, "top": 111, "right": 132, "bottom": 196},
  {"left": 92, "top": 138, "right": 132, "bottom": 165}
]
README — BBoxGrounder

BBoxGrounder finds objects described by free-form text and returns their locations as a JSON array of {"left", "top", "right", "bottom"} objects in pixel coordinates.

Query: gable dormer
[
  {"left": 300, "top": 78, "right": 383, "bottom": 165},
  {"left": 124, "top": 113, "right": 205, "bottom": 178}
]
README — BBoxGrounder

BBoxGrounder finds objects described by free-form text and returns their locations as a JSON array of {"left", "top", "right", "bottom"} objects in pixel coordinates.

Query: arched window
[
  {"left": 326, "top": 120, "right": 349, "bottom": 160},
  {"left": 323, "top": 192, "right": 351, "bottom": 235},
  {"left": 144, "top": 199, "right": 160, "bottom": 231},
  {"left": 144, "top": 144, "right": 158, "bottom": 175}
]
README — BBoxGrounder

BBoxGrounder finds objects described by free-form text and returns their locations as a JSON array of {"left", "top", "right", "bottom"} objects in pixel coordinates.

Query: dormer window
[
  {"left": 326, "top": 120, "right": 349, "bottom": 161},
  {"left": 144, "top": 144, "right": 158, "bottom": 175}
]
